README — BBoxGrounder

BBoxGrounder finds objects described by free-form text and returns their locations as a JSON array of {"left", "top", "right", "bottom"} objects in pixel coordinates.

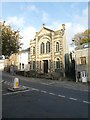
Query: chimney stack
[{"left": 62, "top": 24, "right": 65, "bottom": 30}]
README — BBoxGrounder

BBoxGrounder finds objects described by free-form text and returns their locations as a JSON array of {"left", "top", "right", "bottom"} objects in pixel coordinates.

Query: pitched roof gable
[{"left": 37, "top": 26, "right": 54, "bottom": 36}]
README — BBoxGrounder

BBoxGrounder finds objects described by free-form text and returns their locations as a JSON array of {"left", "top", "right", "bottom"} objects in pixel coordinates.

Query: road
[{"left": 1, "top": 72, "right": 90, "bottom": 118}]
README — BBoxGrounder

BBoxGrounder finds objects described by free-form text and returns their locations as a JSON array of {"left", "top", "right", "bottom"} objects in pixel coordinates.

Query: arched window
[
  {"left": 56, "top": 42, "right": 59, "bottom": 52},
  {"left": 46, "top": 41, "right": 50, "bottom": 53},
  {"left": 40, "top": 42, "right": 44, "bottom": 54}
]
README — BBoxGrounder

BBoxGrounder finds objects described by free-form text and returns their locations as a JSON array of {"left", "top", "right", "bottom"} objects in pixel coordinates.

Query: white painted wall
[{"left": 18, "top": 51, "right": 30, "bottom": 71}]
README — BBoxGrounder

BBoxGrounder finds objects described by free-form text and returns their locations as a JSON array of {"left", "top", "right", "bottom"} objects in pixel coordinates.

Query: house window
[
  {"left": 46, "top": 41, "right": 50, "bottom": 53},
  {"left": 80, "top": 57, "right": 86, "bottom": 64},
  {"left": 33, "top": 61, "right": 36, "bottom": 70},
  {"left": 56, "top": 59, "right": 60, "bottom": 69},
  {"left": 56, "top": 42, "right": 59, "bottom": 52},
  {"left": 40, "top": 42, "right": 45, "bottom": 54},
  {"left": 33, "top": 47, "right": 35, "bottom": 55},
  {"left": 22, "top": 63, "right": 24, "bottom": 69}
]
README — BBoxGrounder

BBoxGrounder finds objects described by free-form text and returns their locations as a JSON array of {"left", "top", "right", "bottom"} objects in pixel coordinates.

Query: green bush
[
  {"left": 16, "top": 71, "right": 24, "bottom": 76},
  {"left": 24, "top": 71, "right": 29, "bottom": 77},
  {"left": 29, "top": 70, "right": 38, "bottom": 77}
]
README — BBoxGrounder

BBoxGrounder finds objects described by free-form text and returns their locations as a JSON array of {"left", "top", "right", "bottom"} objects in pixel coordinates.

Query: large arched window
[
  {"left": 40, "top": 42, "right": 45, "bottom": 54},
  {"left": 56, "top": 42, "right": 59, "bottom": 52},
  {"left": 46, "top": 41, "right": 50, "bottom": 53}
]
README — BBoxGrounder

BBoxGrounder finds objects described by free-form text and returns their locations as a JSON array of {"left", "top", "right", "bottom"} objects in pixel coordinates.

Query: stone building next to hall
[{"left": 29, "top": 24, "right": 69, "bottom": 78}]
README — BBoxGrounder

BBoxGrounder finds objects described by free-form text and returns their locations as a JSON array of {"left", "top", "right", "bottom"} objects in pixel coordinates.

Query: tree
[
  {"left": 81, "top": 29, "right": 90, "bottom": 43},
  {"left": 72, "top": 29, "right": 90, "bottom": 47},
  {"left": 1, "top": 21, "right": 22, "bottom": 58}
]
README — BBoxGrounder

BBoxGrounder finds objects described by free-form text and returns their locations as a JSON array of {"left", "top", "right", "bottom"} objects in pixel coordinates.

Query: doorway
[{"left": 43, "top": 60, "right": 48, "bottom": 73}]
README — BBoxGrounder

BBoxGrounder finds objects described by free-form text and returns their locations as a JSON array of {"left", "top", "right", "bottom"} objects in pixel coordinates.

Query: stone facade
[
  {"left": 9, "top": 53, "right": 18, "bottom": 66},
  {"left": 75, "top": 43, "right": 90, "bottom": 82},
  {"left": 30, "top": 24, "right": 68, "bottom": 77},
  {"left": 3, "top": 53, "right": 18, "bottom": 72}
]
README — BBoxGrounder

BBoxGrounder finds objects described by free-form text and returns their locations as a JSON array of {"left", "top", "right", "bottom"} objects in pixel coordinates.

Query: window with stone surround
[
  {"left": 22, "top": 63, "right": 24, "bottom": 69},
  {"left": 80, "top": 57, "right": 86, "bottom": 65},
  {"left": 56, "top": 42, "right": 59, "bottom": 52},
  {"left": 40, "top": 42, "right": 45, "bottom": 54},
  {"left": 33, "top": 47, "right": 35, "bottom": 55},
  {"left": 46, "top": 41, "right": 50, "bottom": 53}
]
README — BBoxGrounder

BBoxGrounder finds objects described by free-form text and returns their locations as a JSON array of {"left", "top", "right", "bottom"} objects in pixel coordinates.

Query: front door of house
[{"left": 43, "top": 60, "right": 48, "bottom": 73}]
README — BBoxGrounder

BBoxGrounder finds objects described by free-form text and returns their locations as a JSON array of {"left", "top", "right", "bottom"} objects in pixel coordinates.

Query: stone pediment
[{"left": 37, "top": 27, "right": 53, "bottom": 36}]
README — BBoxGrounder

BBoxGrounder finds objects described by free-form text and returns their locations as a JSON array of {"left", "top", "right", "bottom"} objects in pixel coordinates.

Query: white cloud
[
  {"left": 66, "top": 7, "right": 88, "bottom": 52},
  {"left": 20, "top": 26, "right": 36, "bottom": 49},
  {"left": 19, "top": 5, "right": 87, "bottom": 51},
  {"left": 46, "top": 20, "right": 61, "bottom": 30},
  {"left": 82, "top": 7, "right": 88, "bottom": 16},
  {"left": 20, "top": 5, "right": 39, "bottom": 13},
  {"left": 42, "top": 12, "right": 49, "bottom": 23},
  {"left": 3, "top": 5, "right": 88, "bottom": 52},
  {"left": 6, "top": 16, "right": 25, "bottom": 28},
  {"left": 66, "top": 23, "right": 85, "bottom": 42},
  {"left": 4, "top": 16, "right": 37, "bottom": 50},
  {"left": 48, "top": 7, "right": 88, "bottom": 52},
  {"left": 27, "top": 5, "right": 38, "bottom": 12},
  {"left": 65, "top": 22, "right": 72, "bottom": 30},
  {"left": 65, "top": 22, "right": 86, "bottom": 52}
]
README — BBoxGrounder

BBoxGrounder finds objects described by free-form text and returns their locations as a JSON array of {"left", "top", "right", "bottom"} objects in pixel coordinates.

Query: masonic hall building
[{"left": 30, "top": 24, "right": 68, "bottom": 77}]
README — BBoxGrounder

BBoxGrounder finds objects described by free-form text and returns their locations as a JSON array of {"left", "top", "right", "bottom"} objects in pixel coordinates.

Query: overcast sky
[{"left": 1, "top": 2, "right": 88, "bottom": 51}]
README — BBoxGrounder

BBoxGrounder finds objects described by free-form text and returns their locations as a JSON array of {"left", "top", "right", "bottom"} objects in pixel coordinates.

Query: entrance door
[{"left": 43, "top": 60, "right": 48, "bottom": 73}]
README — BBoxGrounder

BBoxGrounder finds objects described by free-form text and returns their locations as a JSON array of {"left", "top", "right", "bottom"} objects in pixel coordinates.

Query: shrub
[
  {"left": 29, "top": 70, "right": 38, "bottom": 77},
  {"left": 16, "top": 71, "right": 24, "bottom": 76},
  {"left": 24, "top": 71, "right": 29, "bottom": 77},
  {"left": 50, "top": 72, "right": 63, "bottom": 80}
]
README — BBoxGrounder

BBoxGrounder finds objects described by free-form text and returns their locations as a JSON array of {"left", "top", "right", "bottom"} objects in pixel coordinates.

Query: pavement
[
  {"left": 55, "top": 80, "right": 90, "bottom": 92},
  {"left": 2, "top": 72, "right": 90, "bottom": 92}
]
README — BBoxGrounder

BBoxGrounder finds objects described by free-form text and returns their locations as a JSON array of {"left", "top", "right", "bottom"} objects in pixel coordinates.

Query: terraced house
[
  {"left": 30, "top": 24, "right": 68, "bottom": 77},
  {"left": 75, "top": 43, "right": 90, "bottom": 82}
]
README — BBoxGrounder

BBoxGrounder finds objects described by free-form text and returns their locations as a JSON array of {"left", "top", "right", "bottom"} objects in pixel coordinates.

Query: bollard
[
  {"left": 13, "top": 78, "right": 19, "bottom": 89},
  {"left": 8, "top": 77, "right": 29, "bottom": 91}
]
